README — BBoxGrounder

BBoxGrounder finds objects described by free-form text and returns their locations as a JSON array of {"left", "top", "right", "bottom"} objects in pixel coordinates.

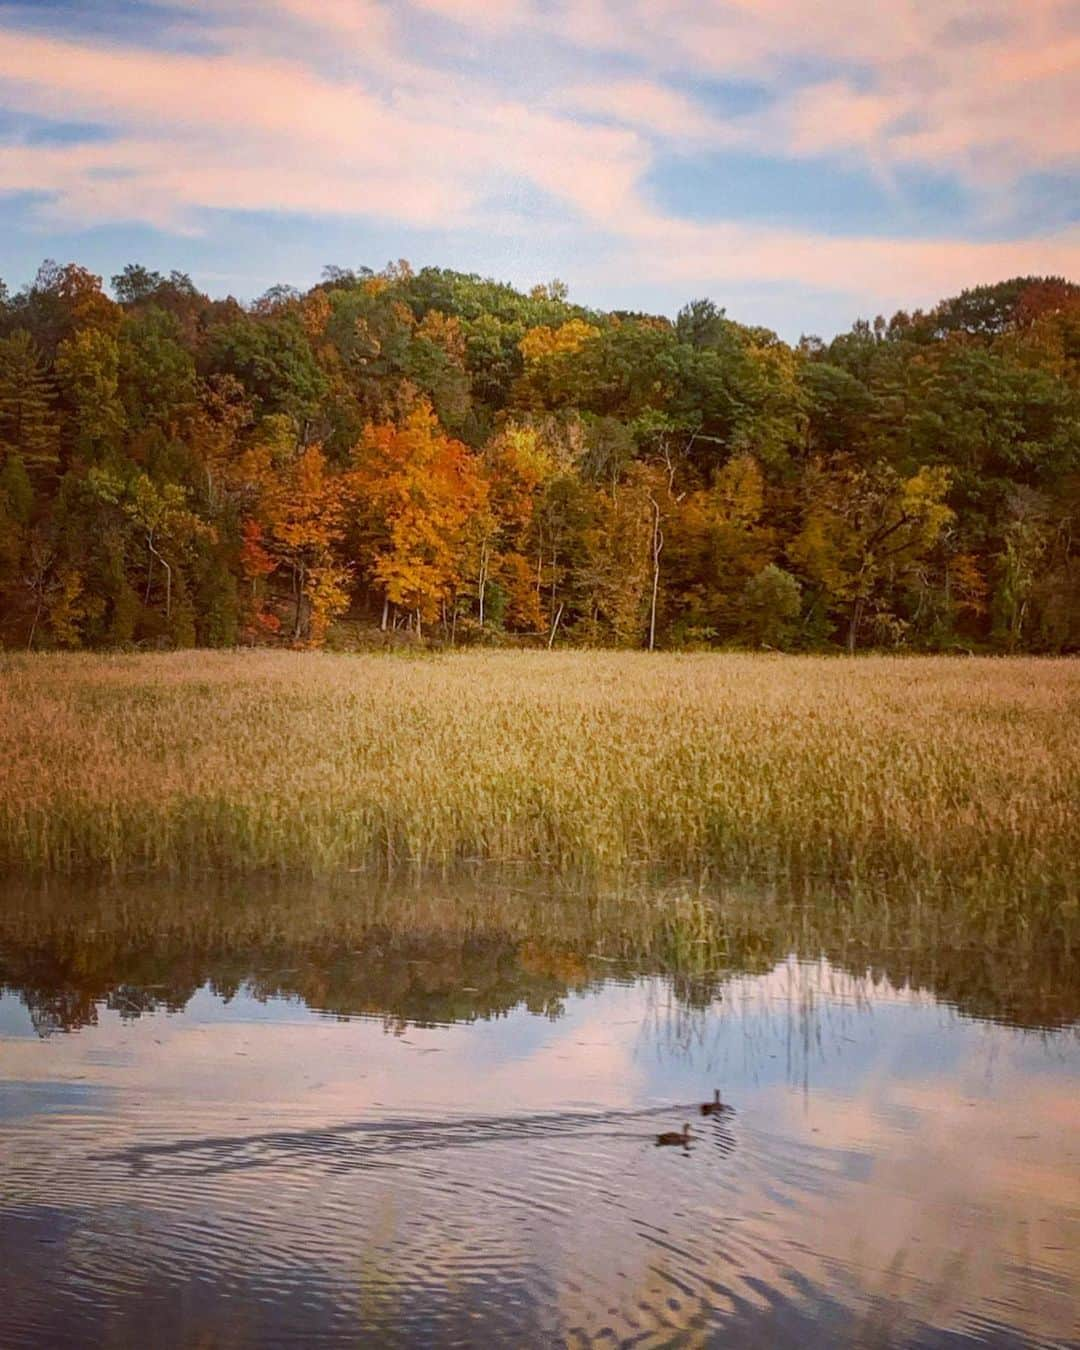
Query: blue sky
[{"left": 0, "top": 0, "right": 1077, "bottom": 338}]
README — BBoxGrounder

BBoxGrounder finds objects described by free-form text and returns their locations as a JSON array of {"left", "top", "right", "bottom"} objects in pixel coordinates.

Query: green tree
[
  {"left": 205, "top": 314, "right": 327, "bottom": 428},
  {"left": 118, "top": 307, "right": 197, "bottom": 434},
  {"left": 55, "top": 328, "right": 126, "bottom": 463},
  {"left": 741, "top": 565, "right": 802, "bottom": 648}
]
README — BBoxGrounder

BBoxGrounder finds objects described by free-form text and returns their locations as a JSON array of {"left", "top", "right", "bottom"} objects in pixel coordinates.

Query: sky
[{"left": 0, "top": 0, "right": 1077, "bottom": 338}]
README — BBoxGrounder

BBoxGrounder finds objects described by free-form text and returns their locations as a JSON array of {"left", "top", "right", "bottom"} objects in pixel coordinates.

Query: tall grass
[{"left": 1, "top": 650, "right": 1077, "bottom": 903}]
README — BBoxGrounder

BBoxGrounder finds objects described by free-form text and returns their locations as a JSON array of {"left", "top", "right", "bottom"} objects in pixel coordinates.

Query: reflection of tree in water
[{"left": 0, "top": 875, "right": 1075, "bottom": 1037}]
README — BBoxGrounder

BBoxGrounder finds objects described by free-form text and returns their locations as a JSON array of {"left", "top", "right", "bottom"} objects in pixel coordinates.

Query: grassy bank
[{"left": 1, "top": 650, "right": 1077, "bottom": 902}]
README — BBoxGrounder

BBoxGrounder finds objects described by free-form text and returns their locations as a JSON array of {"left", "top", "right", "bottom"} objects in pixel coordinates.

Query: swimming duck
[
  {"left": 700, "top": 1089, "right": 724, "bottom": 1117},
  {"left": 656, "top": 1122, "right": 692, "bottom": 1147}
]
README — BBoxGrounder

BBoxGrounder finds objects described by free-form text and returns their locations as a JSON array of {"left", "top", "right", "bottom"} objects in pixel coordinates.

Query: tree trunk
[
  {"left": 26, "top": 595, "right": 43, "bottom": 652},
  {"left": 535, "top": 525, "right": 544, "bottom": 607},
  {"left": 800, "top": 584, "right": 824, "bottom": 634},
  {"left": 478, "top": 539, "right": 489, "bottom": 627},
  {"left": 943, "top": 559, "right": 952, "bottom": 636},
  {"left": 648, "top": 493, "right": 663, "bottom": 652},
  {"left": 380, "top": 595, "right": 389, "bottom": 631},
  {"left": 1015, "top": 598, "right": 1028, "bottom": 647},
  {"left": 147, "top": 536, "right": 172, "bottom": 620},
  {"left": 292, "top": 561, "right": 306, "bottom": 641},
  {"left": 847, "top": 595, "right": 864, "bottom": 654}
]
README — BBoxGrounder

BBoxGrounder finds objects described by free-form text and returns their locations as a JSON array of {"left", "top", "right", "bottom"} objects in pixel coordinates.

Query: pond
[{"left": 0, "top": 879, "right": 1077, "bottom": 1348}]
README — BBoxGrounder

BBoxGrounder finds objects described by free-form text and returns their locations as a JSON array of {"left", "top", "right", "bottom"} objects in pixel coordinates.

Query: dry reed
[{"left": 1, "top": 650, "right": 1077, "bottom": 903}]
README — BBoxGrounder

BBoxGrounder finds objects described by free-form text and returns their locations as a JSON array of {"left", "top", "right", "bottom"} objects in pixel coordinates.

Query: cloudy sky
[{"left": 0, "top": 0, "right": 1077, "bottom": 336}]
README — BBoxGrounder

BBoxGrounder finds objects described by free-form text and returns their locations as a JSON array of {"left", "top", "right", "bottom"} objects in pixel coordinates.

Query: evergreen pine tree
[
  {"left": 0, "top": 451, "right": 34, "bottom": 524},
  {"left": 0, "top": 331, "right": 59, "bottom": 475}
]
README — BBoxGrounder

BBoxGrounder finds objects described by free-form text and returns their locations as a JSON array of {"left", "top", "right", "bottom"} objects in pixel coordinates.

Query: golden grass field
[{"left": 1, "top": 650, "right": 1077, "bottom": 904}]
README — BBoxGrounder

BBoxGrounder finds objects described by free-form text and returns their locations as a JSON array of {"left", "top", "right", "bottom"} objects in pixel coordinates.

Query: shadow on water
[
  {"left": 95, "top": 1103, "right": 738, "bottom": 1179},
  {"left": 0, "top": 875, "right": 1077, "bottom": 1349}
]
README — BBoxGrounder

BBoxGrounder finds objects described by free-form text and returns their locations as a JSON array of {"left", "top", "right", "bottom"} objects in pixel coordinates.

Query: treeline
[{"left": 0, "top": 259, "right": 1077, "bottom": 652}]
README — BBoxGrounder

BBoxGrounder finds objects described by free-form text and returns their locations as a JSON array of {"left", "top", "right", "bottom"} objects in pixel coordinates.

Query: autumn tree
[
  {"left": 1, "top": 258, "right": 1077, "bottom": 653},
  {"left": 245, "top": 437, "right": 349, "bottom": 645},
  {"left": 474, "top": 424, "right": 558, "bottom": 632},
  {"left": 667, "top": 452, "right": 774, "bottom": 642},
  {"left": 790, "top": 459, "right": 954, "bottom": 651},
  {"left": 349, "top": 401, "right": 485, "bottom": 635},
  {"left": 578, "top": 465, "right": 655, "bottom": 646}
]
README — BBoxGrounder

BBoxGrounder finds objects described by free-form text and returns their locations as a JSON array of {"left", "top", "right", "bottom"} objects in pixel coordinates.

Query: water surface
[{"left": 1, "top": 880, "right": 1077, "bottom": 1348}]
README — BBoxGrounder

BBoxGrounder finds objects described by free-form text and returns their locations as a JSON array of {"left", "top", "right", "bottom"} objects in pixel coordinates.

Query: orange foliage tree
[
  {"left": 348, "top": 401, "right": 486, "bottom": 634},
  {"left": 238, "top": 432, "right": 349, "bottom": 645}
]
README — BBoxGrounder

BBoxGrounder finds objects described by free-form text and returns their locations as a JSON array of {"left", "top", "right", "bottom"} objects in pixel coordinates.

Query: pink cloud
[
  {"left": 602, "top": 212, "right": 1080, "bottom": 313},
  {"left": 0, "top": 25, "right": 647, "bottom": 232},
  {"left": 0, "top": 0, "right": 1075, "bottom": 312},
  {"left": 490, "top": 1, "right": 1080, "bottom": 185},
  {"left": 408, "top": 0, "right": 529, "bottom": 28},
  {"left": 558, "top": 79, "right": 729, "bottom": 143},
  {"left": 779, "top": 83, "right": 909, "bottom": 158}
]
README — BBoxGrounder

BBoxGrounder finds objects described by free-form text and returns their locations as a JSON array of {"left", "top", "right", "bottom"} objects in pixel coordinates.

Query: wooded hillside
[{"left": 1, "top": 261, "right": 1077, "bottom": 651}]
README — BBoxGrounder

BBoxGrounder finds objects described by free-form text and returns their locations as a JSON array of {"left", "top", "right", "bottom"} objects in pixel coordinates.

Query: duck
[
  {"left": 699, "top": 1089, "right": 724, "bottom": 1117},
  {"left": 656, "top": 1122, "right": 692, "bottom": 1147}
]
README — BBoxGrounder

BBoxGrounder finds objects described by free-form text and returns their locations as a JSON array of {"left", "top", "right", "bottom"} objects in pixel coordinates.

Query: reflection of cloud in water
[
  {"left": 737, "top": 1073, "right": 1079, "bottom": 1343},
  {"left": 0, "top": 960, "right": 1077, "bottom": 1347}
]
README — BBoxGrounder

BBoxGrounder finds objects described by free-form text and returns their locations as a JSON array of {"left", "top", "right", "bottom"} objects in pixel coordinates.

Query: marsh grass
[{"left": 1, "top": 650, "right": 1077, "bottom": 906}]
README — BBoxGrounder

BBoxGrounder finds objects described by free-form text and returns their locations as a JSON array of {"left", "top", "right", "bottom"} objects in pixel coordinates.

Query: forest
[{"left": 0, "top": 260, "right": 1077, "bottom": 653}]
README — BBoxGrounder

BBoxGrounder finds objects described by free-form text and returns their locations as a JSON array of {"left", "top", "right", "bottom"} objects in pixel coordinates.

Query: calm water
[{"left": 0, "top": 881, "right": 1077, "bottom": 1348}]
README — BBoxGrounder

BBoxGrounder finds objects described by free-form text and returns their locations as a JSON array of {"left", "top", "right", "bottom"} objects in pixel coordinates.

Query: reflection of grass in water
[
  {"left": 598, "top": 1238, "right": 986, "bottom": 1348},
  {"left": 356, "top": 1192, "right": 400, "bottom": 1333},
  {"left": 1, "top": 651, "right": 1077, "bottom": 906},
  {"left": 0, "top": 874, "right": 1075, "bottom": 1032}
]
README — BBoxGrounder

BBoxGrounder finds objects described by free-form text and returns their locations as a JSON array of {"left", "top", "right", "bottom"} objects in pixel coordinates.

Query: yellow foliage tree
[
  {"left": 519, "top": 319, "right": 600, "bottom": 363},
  {"left": 790, "top": 458, "right": 953, "bottom": 651}
]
